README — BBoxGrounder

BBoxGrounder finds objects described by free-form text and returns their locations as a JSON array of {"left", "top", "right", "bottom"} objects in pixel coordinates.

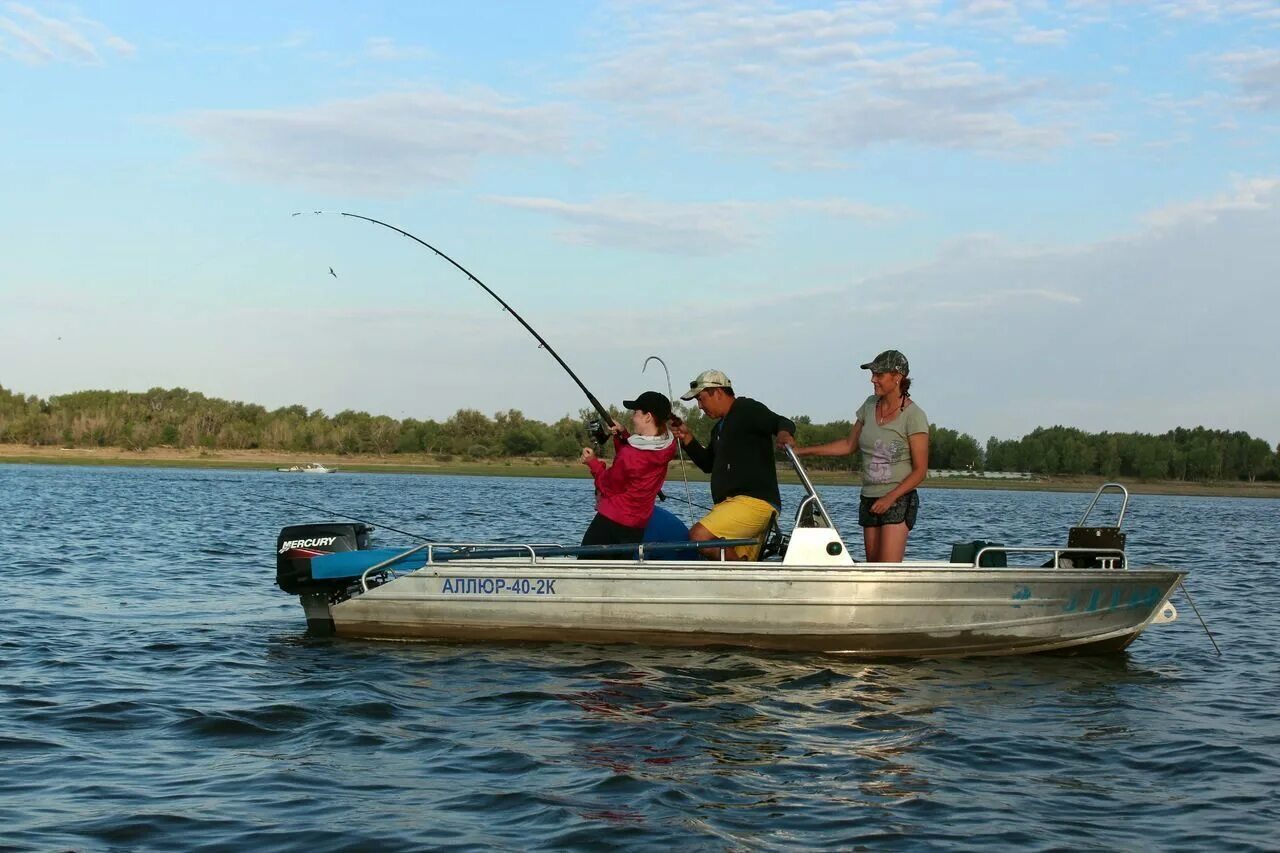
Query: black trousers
[{"left": 581, "top": 512, "right": 646, "bottom": 559}]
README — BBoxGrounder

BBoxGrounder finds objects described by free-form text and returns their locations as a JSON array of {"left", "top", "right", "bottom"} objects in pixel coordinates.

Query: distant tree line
[
  {"left": 986, "top": 425, "right": 1276, "bottom": 483},
  {"left": 0, "top": 385, "right": 1275, "bottom": 482}
]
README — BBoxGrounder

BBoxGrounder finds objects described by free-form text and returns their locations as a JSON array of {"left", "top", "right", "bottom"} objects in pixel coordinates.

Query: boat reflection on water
[
  {"left": 548, "top": 656, "right": 932, "bottom": 805},
  {"left": 551, "top": 651, "right": 1174, "bottom": 814}
]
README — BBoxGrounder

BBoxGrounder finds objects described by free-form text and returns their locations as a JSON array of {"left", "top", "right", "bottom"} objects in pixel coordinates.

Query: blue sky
[{"left": 2, "top": 0, "right": 1278, "bottom": 443}]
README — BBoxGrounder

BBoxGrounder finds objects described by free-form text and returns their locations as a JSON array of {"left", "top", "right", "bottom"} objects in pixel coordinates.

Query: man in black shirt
[{"left": 671, "top": 369, "right": 796, "bottom": 560}]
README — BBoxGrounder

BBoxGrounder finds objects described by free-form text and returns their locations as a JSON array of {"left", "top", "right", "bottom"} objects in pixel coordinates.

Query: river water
[{"left": 2, "top": 464, "right": 1277, "bottom": 850}]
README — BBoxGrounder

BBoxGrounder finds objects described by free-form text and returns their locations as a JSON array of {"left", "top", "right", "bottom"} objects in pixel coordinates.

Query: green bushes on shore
[{"left": 0, "top": 384, "right": 1274, "bottom": 482}]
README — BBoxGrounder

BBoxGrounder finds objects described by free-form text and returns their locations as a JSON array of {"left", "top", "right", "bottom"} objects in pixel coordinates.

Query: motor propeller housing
[{"left": 276, "top": 522, "right": 372, "bottom": 594}]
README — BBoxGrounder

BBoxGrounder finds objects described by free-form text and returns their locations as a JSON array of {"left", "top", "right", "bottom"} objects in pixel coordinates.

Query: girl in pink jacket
[{"left": 579, "top": 391, "right": 678, "bottom": 554}]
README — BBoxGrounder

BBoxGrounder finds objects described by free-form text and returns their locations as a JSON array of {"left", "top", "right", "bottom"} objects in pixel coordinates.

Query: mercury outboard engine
[{"left": 276, "top": 522, "right": 372, "bottom": 595}]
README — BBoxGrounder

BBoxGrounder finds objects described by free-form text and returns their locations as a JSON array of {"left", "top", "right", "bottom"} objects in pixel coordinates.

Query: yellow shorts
[{"left": 698, "top": 495, "right": 777, "bottom": 560}]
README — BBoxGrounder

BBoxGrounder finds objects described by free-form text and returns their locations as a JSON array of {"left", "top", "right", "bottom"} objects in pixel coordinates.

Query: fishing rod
[
  {"left": 248, "top": 491, "right": 429, "bottom": 541},
  {"left": 1178, "top": 580, "right": 1222, "bottom": 657},
  {"left": 643, "top": 355, "right": 694, "bottom": 511},
  {"left": 298, "top": 211, "right": 617, "bottom": 432}
]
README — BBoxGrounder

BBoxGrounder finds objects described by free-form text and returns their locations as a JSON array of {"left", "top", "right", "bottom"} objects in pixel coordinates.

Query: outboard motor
[{"left": 276, "top": 522, "right": 372, "bottom": 595}]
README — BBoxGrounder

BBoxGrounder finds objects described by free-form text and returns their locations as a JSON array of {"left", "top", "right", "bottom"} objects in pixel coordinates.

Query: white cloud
[
  {"left": 1014, "top": 26, "right": 1068, "bottom": 45},
  {"left": 0, "top": 15, "right": 53, "bottom": 62},
  {"left": 807, "top": 88, "right": 1064, "bottom": 152},
  {"left": 483, "top": 195, "right": 763, "bottom": 255},
  {"left": 176, "top": 89, "right": 572, "bottom": 194},
  {"left": 1065, "top": 0, "right": 1280, "bottom": 24},
  {"left": 1140, "top": 176, "right": 1280, "bottom": 227},
  {"left": 1215, "top": 49, "right": 1280, "bottom": 111},
  {"left": 954, "top": 0, "right": 1019, "bottom": 20},
  {"left": 483, "top": 194, "right": 902, "bottom": 255},
  {"left": 530, "top": 176, "right": 1280, "bottom": 440},
  {"left": 785, "top": 198, "right": 902, "bottom": 221},
  {"left": 364, "top": 36, "right": 430, "bottom": 62},
  {"left": 574, "top": 0, "right": 1088, "bottom": 156},
  {"left": 1152, "top": 0, "right": 1280, "bottom": 22},
  {"left": 102, "top": 34, "right": 134, "bottom": 57},
  {"left": 919, "top": 288, "right": 1082, "bottom": 310},
  {"left": 0, "top": 2, "right": 134, "bottom": 65}
]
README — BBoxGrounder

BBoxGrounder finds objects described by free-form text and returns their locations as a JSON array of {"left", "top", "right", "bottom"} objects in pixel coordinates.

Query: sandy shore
[
  {"left": 2, "top": 443, "right": 1278, "bottom": 498},
  {"left": 0, "top": 444, "right": 589, "bottom": 479}
]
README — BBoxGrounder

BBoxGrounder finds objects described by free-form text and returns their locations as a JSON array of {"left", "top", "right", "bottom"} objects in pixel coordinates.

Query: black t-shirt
[{"left": 684, "top": 397, "right": 796, "bottom": 508}]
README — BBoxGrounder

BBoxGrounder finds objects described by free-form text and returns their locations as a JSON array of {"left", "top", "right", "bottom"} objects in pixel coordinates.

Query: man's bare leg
[{"left": 689, "top": 522, "right": 733, "bottom": 560}]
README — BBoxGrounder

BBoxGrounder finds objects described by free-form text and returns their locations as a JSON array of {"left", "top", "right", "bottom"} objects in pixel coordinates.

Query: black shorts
[
  {"left": 581, "top": 512, "right": 646, "bottom": 559},
  {"left": 859, "top": 490, "right": 919, "bottom": 529}
]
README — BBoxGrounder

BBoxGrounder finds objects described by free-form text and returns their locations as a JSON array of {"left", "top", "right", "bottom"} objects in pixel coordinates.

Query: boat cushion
[{"left": 949, "top": 540, "right": 1007, "bottom": 567}]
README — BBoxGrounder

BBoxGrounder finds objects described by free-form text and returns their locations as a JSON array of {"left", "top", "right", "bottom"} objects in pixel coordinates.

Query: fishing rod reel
[{"left": 584, "top": 416, "right": 612, "bottom": 448}]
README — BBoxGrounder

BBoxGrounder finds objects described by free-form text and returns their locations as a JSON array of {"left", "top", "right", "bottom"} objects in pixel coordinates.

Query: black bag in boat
[{"left": 949, "top": 540, "right": 1007, "bottom": 567}]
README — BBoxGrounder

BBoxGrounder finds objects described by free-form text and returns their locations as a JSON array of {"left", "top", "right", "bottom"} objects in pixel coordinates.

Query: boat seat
[
  {"left": 1060, "top": 526, "right": 1126, "bottom": 568},
  {"left": 759, "top": 511, "right": 786, "bottom": 560},
  {"left": 950, "top": 540, "right": 1007, "bottom": 567}
]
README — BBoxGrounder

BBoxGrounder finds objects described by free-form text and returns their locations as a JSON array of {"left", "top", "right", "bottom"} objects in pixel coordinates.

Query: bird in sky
[{"left": 329, "top": 267, "right": 337, "bottom": 278}]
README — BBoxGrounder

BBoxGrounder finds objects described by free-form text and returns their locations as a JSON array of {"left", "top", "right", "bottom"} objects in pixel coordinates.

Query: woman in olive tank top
[{"left": 793, "top": 350, "right": 929, "bottom": 562}]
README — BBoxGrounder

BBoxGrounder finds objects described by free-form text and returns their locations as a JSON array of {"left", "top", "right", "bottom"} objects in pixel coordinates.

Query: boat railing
[
  {"left": 973, "top": 545, "right": 1128, "bottom": 570},
  {"left": 358, "top": 537, "right": 759, "bottom": 591},
  {"left": 1078, "top": 482, "right": 1130, "bottom": 527},
  {"left": 359, "top": 542, "right": 437, "bottom": 591},
  {"left": 782, "top": 446, "right": 842, "bottom": 536},
  {"left": 360, "top": 541, "right": 551, "bottom": 590}
]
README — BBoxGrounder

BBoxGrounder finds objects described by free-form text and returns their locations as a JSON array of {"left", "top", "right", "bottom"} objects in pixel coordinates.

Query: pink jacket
[{"left": 586, "top": 431, "right": 678, "bottom": 528}]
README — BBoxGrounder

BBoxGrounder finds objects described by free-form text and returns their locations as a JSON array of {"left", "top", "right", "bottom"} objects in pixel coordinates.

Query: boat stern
[{"left": 276, "top": 522, "right": 375, "bottom": 633}]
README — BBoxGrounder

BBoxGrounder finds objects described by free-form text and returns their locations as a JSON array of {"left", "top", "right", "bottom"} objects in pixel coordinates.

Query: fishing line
[
  {"left": 296, "top": 211, "right": 617, "bottom": 429},
  {"left": 248, "top": 492, "right": 428, "bottom": 541},
  {"left": 1177, "top": 580, "right": 1222, "bottom": 657},
  {"left": 643, "top": 354, "right": 695, "bottom": 512}
]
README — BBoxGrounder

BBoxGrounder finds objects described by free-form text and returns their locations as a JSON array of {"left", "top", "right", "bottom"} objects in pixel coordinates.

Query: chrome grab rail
[
  {"left": 782, "top": 445, "right": 841, "bottom": 538},
  {"left": 359, "top": 542, "right": 432, "bottom": 592},
  {"left": 360, "top": 542, "right": 545, "bottom": 591},
  {"left": 973, "top": 545, "right": 1128, "bottom": 570},
  {"left": 427, "top": 543, "right": 542, "bottom": 563},
  {"left": 357, "top": 538, "right": 755, "bottom": 591},
  {"left": 1078, "top": 483, "right": 1130, "bottom": 528}
]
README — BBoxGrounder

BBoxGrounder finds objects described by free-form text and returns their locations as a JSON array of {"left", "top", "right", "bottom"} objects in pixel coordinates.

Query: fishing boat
[
  {"left": 273, "top": 449, "right": 1184, "bottom": 657},
  {"left": 276, "top": 462, "right": 337, "bottom": 474}
]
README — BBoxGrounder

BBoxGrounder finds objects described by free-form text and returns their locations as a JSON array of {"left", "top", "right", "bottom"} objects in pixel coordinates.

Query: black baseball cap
[{"left": 623, "top": 391, "right": 672, "bottom": 421}]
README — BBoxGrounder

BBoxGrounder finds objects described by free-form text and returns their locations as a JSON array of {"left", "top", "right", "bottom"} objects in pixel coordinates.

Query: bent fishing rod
[
  {"left": 643, "top": 355, "right": 695, "bottom": 511},
  {"left": 298, "top": 211, "right": 617, "bottom": 430}
]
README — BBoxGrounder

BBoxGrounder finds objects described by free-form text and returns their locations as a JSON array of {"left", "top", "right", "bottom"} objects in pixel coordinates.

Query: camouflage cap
[
  {"left": 680, "top": 369, "right": 733, "bottom": 400},
  {"left": 859, "top": 350, "right": 910, "bottom": 375}
]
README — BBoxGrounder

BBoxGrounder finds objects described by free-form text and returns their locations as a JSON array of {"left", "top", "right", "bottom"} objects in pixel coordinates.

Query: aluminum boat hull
[{"left": 308, "top": 560, "right": 1184, "bottom": 657}]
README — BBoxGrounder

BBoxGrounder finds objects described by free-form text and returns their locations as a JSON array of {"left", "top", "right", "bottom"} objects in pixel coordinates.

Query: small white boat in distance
[
  {"left": 274, "top": 451, "right": 1184, "bottom": 657},
  {"left": 276, "top": 462, "right": 337, "bottom": 474}
]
